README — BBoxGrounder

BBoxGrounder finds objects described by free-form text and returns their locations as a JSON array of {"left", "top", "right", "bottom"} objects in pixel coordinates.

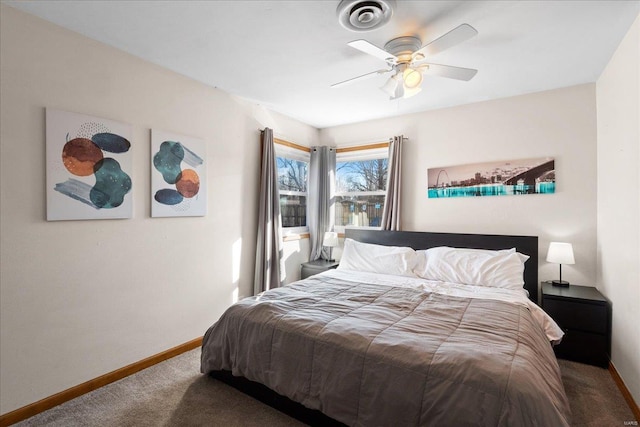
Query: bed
[{"left": 201, "top": 230, "right": 571, "bottom": 426}]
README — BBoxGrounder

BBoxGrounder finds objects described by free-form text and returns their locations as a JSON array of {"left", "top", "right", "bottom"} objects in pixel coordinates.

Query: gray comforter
[{"left": 201, "top": 271, "right": 571, "bottom": 426}]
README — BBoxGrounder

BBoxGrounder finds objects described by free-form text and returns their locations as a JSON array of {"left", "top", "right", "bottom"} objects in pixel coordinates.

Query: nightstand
[
  {"left": 541, "top": 282, "right": 611, "bottom": 368},
  {"left": 300, "top": 259, "right": 340, "bottom": 279}
]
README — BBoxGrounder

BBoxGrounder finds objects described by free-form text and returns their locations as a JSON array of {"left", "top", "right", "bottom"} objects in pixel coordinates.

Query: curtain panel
[
  {"left": 381, "top": 135, "right": 404, "bottom": 231},
  {"left": 308, "top": 146, "right": 336, "bottom": 261},
  {"left": 254, "top": 128, "right": 282, "bottom": 295}
]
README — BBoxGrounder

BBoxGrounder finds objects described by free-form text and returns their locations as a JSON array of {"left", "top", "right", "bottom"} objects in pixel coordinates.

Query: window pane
[
  {"left": 336, "top": 158, "right": 388, "bottom": 193},
  {"left": 277, "top": 157, "right": 308, "bottom": 192},
  {"left": 335, "top": 194, "right": 385, "bottom": 227},
  {"left": 280, "top": 195, "right": 307, "bottom": 227},
  {"left": 276, "top": 155, "right": 308, "bottom": 229}
]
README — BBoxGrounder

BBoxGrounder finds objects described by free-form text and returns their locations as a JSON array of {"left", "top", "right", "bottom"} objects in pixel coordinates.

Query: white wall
[
  {"left": 0, "top": 5, "right": 318, "bottom": 414},
  {"left": 321, "top": 84, "right": 598, "bottom": 287},
  {"left": 282, "top": 237, "right": 311, "bottom": 285},
  {"left": 596, "top": 13, "right": 640, "bottom": 404}
]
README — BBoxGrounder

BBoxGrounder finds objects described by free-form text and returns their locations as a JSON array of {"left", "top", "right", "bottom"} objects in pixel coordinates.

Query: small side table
[
  {"left": 541, "top": 282, "right": 611, "bottom": 368},
  {"left": 300, "top": 259, "right": 340, "bottom": 279}
]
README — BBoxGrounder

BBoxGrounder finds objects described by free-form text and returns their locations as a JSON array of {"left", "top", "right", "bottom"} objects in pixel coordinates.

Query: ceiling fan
[{"left": 332, "top": 24, "right": 479, "bottom": 100}]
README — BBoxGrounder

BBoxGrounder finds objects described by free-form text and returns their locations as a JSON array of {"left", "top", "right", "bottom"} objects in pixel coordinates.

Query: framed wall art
[
  {"left": 151, "top": 129, "right": 206, "bottom": 217},
  {"left": 428, "top": 157, "right": 555, "bottom": 199},
  {"left": 46, "top": 108, "right": 133, "bottom": 220}
]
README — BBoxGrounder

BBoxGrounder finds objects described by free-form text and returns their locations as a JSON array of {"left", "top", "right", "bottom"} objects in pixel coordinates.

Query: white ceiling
[{"left": 4, "top": 0, "right": 639, "bottom": 128}]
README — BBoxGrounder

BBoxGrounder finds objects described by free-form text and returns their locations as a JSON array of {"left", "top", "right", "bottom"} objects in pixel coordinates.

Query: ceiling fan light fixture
[
  {"left": 402, "top": 86, "right": 422, "bottom": 99},
  {"left": 380, "top": 72, "right": 405, "bottom": 99},
  {"left": 402, "top": 67, "right": 423, "bottom": 89},
  {"left": 380, "top": 74, "right": 399, "bottom": 97},
  {"left": 337, "top": 0, "right": 395, "bottom": 32},
  {"left": 391, "top": 73, "right": 405, "bottom": 99}
]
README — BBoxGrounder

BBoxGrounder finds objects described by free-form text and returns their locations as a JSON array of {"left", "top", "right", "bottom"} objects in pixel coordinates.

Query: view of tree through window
[
  {"left": 336, "top": 157, "right": 388, "bottom": 228},
  {"left": 275, "top": 145, "right": 387, "bottom": 231},
  {"left": 277, "top": 156, "right": 308, "bottom": 228}
]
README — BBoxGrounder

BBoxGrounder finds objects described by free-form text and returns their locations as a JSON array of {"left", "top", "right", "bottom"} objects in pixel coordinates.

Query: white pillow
[
  {"left": 337, "top": 238, "right": 418, "bottom": 277},
  {"left": 413, "top": 246, "right": 529, "bottom": 290}
]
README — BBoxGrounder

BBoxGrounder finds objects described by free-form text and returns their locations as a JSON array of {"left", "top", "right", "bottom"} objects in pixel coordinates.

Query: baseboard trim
[
  {"left": 609, "top": 361, "right": 640, "bottom": 421},
  {"left": 4, "top": 339, "right": 635, "bottom": 426},
  {"left": 0, "top": 336, "right": 203, "bottom": 427}
]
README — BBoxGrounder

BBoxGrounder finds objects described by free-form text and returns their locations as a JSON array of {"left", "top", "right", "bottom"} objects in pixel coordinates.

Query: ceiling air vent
[{"left": 337, "top": 0, "right": 395, "bottom": 32}]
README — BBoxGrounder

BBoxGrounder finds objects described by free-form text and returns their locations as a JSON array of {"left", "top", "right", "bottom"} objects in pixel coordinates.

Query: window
[
  {"left": 335, "top": 146, "right": 388, "bottom": 231},
  {"left": 275, "top": 142, "right": 309, "bottom": 233}
]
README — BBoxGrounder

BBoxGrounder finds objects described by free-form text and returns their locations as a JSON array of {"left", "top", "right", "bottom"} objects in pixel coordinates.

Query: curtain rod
[
  {"left": 260, "top": 129, "right": 407, "bottom": 140},
  {"left": 260, "top": 129, "right": 407, "bottom": 142}
]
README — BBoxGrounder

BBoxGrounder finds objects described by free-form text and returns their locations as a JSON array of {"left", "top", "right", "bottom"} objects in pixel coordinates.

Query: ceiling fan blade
[
  {"left": 413, "top": 24, "right": 478, "bottom": 59},
  {"left": 417, "top": 63, "right": 478, "bottom": 81},
  {"left": 331, "top": 69, "right": 391, "bottom": 88},
  {"left": 348, "top": 40, "right": 397, "bottom": 63}
]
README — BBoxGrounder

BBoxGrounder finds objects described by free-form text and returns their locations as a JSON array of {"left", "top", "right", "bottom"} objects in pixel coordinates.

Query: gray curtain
[
  {"left": 254, "top": 128, "right": 282, "bottom": 295},
  {"left": 308, "top": 146, "right": 336, "bottom": 261},
  {"left": 381, "top": 135, "right": 404, "bottom": 231}
]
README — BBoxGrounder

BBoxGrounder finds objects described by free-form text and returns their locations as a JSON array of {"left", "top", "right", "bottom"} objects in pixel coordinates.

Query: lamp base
[
  {"left": 551, "top": 280, "right": 570, "bottom": 287},
  {"left": 323, "top": 246, "right": 334, "bottom": 263}
]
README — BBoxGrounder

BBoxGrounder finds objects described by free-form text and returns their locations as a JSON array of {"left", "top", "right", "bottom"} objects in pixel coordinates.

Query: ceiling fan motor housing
[
  {"left": 337, "top": 0, "right": 395, "bottom": 32},
  {"left": 384, "top": 36, "right": 422, "bottom": 62}
]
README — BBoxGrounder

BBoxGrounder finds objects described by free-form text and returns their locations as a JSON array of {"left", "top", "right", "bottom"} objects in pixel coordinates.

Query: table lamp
[
  {"left": 546, "top": 242, "right": 575, "bottom": 287},
  {"left": 323, "top": 232, "right": 339, "bottom": 262}
]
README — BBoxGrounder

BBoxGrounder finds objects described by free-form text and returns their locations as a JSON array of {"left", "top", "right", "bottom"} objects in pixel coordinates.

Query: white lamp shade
[
  {"left": 381, "top": 73, "right": 405, "bottom": 99},
  {"left": 323, "top": 232, "right": 339, "bottom": 247},
  {"left": 546, "top": 242, "right": 575, "bottom": 264},
  {"left": 380, "top": 75, "right": 398, "bottom": 97}
]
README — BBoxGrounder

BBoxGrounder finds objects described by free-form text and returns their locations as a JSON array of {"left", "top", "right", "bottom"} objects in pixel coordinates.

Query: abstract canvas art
[
  {"left": 151, "top": 129, "right": 206, "bottom": 217},
  {"left": 428, "top": 157, "right": 555, "bottom": 198},
  {"left": 46, "top": 108, "right": 133, "bottom": 220}
]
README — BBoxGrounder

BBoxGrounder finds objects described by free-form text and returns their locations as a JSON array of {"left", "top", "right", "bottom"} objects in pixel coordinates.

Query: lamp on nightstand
[
  {"left": 323, "top": 232, "right": 339, "bottom": 262},
  {"left": 546, "top": 242, "right": 575, "bottom": 287}
]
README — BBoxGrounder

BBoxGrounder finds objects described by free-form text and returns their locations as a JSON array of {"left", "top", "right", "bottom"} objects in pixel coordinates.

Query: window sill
[
  {"left": 334, "top": 225, "right": 382, "bottom": 235},
  {"left": 282, "top": 232, "right": 310, "bottom": 242}
]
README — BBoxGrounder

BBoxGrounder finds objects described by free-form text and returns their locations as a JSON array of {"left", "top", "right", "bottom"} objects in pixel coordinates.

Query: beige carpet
[
  {"left": 14, "top": 349, "right": 636, "bottom": 426},
  {"left": 559, "top": 359, "right": 636, "bottom": 426}
]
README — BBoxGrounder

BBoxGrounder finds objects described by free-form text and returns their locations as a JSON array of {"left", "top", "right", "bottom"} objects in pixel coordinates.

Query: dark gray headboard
[{"left": 344, "top": 229, "right": 539, "bottom": 304}]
